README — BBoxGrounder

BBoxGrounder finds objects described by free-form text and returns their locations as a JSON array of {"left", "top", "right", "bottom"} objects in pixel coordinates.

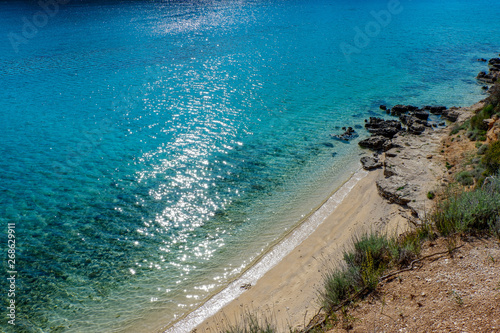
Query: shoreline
[
  {"left": 191, "top": 167, "right": 412, "bottom": 332},
  {"left": 163, "top": 168, "right": 369, "bottom": 333},
  {"left": 184, "top": 99, "right": 485, "bottom": 332}
]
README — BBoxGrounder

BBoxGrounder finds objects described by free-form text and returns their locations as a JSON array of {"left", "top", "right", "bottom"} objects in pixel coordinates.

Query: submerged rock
[{"left": 331, "top": 126, "right": 358, "bottom": 141}]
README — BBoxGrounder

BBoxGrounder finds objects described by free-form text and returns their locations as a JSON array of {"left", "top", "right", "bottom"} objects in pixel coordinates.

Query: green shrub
[
  {"left": 470, "top": 104, "right": 495, "bottom": 132},
  {"left": 455, "top": 171, "right": 474, "bottom": 186},
  {"left": 427, "top": 191, "right": 435, "bottom": 200},
  {"left": 322, "top": 233, "right": 392, "bottom": 311},
  {"left": 450, "top": 121, "right": 469, "bottom": 136},
  {"left": 321, "top": 265, "right": 361, "bottom": 311},
  {"left": 344, "top": 233, "right": 390, "bottom": 271},
  {"left": 471, "top": 165, "right": 486, "bottom": 182},
  {"left": 482, "top": 141, "right": 500, "bottom": 174},
  {"left": 477, "top": 144, "right": 488, "bottom": 155},
  {"left": 432, "top": 183, "right": 500, "bottom": 236}
]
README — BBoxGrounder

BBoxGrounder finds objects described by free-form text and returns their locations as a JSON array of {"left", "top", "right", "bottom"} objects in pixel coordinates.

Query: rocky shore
[
  {"left": 356, "top": 103, "right": 480, "bottom": 220},
  {"left": 351, "top": 55, "right": 500, "bottom": 220},
  {"left": 190, "top": 56, "right": 500, "bottom": 333}
]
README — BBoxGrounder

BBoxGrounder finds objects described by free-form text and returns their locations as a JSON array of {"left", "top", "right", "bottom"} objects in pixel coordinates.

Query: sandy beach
[
  {"left": 191, "top": 168, "right": 410, "bottom": 332},
  {"left": 175, "top": 103, "right": 480, "bottom": 333}
]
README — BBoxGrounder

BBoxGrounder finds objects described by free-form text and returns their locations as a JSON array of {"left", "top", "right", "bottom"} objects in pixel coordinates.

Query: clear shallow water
[{"left": 0, "top": 0, "right": 499, "bottom": 331}]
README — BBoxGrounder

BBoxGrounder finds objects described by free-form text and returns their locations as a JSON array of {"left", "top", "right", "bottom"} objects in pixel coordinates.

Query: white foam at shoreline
[{"left": 164, "top": 168, "right": 369, "bottom": 333}]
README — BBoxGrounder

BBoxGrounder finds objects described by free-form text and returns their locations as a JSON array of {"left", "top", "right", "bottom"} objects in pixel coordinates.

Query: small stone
[{"left": 426, "top": 154, "right": 433, "bottom": 159}]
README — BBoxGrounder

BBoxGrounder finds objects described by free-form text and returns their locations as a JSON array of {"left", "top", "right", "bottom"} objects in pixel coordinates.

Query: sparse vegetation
[
  {"left": 320, "top": 231, "right": 424, "bottom": 313},
  {"left": 427, "top": 191, "right": 435, "bottom": 200},
  {"left": 455, "top": 171, "right": 474, "bottom": 186},
  {"left": 482, "top": 141, "right": 500, "bottom": 174},
  {"left": 432, "top": 175, "right": 500, "bottom": 236},
  {"left": 224, "top": 312, "right": 276, "bottom": 333}
]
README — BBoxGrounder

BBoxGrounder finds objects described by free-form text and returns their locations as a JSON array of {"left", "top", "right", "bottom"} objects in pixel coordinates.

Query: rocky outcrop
[
  {"left": 376, "top": 179, "right": 417, "bottom": 206},
  {"left": 375, "top": 130, "right": 446, "bottom": 217},
  {"left": 359, "top": 136, "right": 388, "bottom": 150},
  {"left": 424, "top": 105, "right": 447, "bottom": 115},
  {"left": 477, "top": 71, "right": 498, "bottom": 84},
  {"left": 365, "top": 117, "right": 402, "bottom": 138},
  {"left": 360, "top": 156, "right": 382, "bottom": 170},
  {"left": 477, "top": 57, "right": 500, "bottom": 84},
  {"left": 390, "top": 105, "right": 419, "bottom": 116}
]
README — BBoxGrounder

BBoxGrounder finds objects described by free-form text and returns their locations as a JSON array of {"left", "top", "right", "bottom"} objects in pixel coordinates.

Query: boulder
[
  {"left": 408, "top": 123, "right": 426, "bottom": 135},
  {"left": 412, "top": 110, "right": 429, "bottom": 121},
  {"left": 360, "top": 156, "right": 382, "bottom": 170},
  {"left": 441, "top": 110, "right": 460, "bottom": 122},
  {"left": 376, "top": 178, "right": 418, "bottom": 206},
  {"left": 477, "top": 71, "right": 498, "bottom": 84},
  {"left": 365, "top": 117, "right": 402, "bottom": 138},
  {"left": 390, "top": 105, "right": 418, "bottom": 116},
  {"left": 424, "top": 106, "right": 447, "bottom": 115},
  {"left": 488, "top": 58, "right": 500, "bottom": 66},
  {"left": 399, "top": 114, "right": 427, "bottom": 127},
  {"left": 358, "top": 135, "right": 388, "bottom": 150},
  {"left": 379, "top": 105, "right": 387, "bottom": 111}
]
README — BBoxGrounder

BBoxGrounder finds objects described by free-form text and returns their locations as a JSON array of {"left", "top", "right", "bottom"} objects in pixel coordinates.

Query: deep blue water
[{"left": 1, "top": 0, "right": 499, "bottom": 331}]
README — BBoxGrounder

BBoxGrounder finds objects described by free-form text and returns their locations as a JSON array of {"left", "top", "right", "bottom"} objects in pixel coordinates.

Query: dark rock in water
[
  {"left": 358, "top": 135, "right": 388, "bottom": 150},
  {"left": 360, "top": 156, "right": 382, "bottom": 170},
  {"left": 331, "top": 152, "right": 337, "bottom": 157},
  {"left": 439, "top": 122, "right": 446, "bottom": 126},
  {"left": 412, "top": 110, "right": 429, "bottom": 121},
  {"left": 477, "top": 71, "right": 498, "bottom": 84},
  {"left": 365, "top": 117, "right": 402, "bottom": 139},
  {"left": 482, "top": 86, "right": 489, "bottom": 90},
  {"left": 399, "top": 114, "right": 415, "bottom": 126},
  {"left": 390, "top": 105, "right": 418, "bottom": 116},
  {"left": 374, "top": 126, "right": 401, "bottom": 138},
  {"left": 424, "top": 106, "right": 447, "bottom": 115},
  {"left": 365, "top": 117, "right": 401, "bottom": 131},
  {"left": 400, "top": 113, "right": 429, "bottom": 131},
  {"left": 379, "top": 105, "right": 387, "bottom": 111},
  {"left": 478, "top": 58, "right": 488, "bottom": 62},
  {"left": 322, "top": 142, "right": 334, "bottom": 148},
  {"left": 331, "top": 126, "right": 358, "bottom": 141},
  {"left": 365, "top": 117, "right": 402, "bottom": 138},
  {"left": 488, "top": 58, "right": 500, "bottom": 66},
  {"left": 354, "top": 124, "right": 363, "bottom": 129}
]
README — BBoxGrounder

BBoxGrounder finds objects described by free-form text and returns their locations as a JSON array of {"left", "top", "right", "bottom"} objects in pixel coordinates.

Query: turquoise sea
[{"left": 1, "top": 0, "right": 500, "bottom": 331}]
